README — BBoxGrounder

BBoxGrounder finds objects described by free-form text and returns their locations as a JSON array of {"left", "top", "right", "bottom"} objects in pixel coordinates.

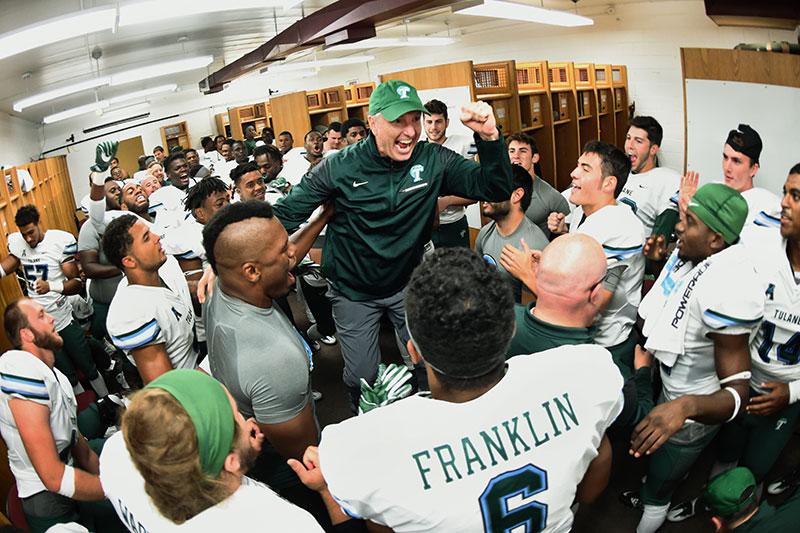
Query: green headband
[
  {"left": 687, "top": 182, "right": 748, "bottom": 244},
  {"left": 146, "top": 369, "right": 234, "bottom": 477}
]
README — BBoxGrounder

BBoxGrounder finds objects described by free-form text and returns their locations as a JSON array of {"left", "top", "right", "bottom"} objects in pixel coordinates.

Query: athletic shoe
[
  {"left": 320, "top": 335, "right": 337, "bottom": 345},
  {"left": 667, "top": 497, "right": 701, "bottom": 522},
  {"left": 767, "top": 468, "right": 800, "bottom": 495},
  {"left": 619, "top": 490, "right": 644, "bottom": 510},
  {"left": 312, "top": 390, "right": 323, "bottom": 401}
]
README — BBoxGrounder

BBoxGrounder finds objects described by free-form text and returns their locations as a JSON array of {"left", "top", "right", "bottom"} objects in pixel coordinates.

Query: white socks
[
  {"left": 89, "top": 375, "right": 109, "bottom": 397},
  {"left": 637, "top": 503, "right": 670, "bottom": 533}
]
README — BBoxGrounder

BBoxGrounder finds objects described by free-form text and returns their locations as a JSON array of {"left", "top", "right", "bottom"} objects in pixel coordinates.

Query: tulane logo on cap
[
  {"left": 410, "top": 164, "right": 424, "bottom": 182},
  {"left": 397, "top": 86, "right": 412, "bottom": 99}
]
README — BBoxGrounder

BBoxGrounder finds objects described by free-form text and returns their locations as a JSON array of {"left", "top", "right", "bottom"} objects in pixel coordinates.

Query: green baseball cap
[
  {"left": 704, "top": 467, "right": 757, "bottom": 518},
  {"left": 369, "top": 80, "right": 426, "bottom": 121},
  {"left": 687, "top": 183, "right": 748, "bottom": 244}
]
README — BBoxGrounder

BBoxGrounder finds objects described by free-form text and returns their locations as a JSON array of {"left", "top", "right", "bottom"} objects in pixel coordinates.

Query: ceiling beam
[{"left": 199, "top": 0, "right": 453, "bottom": 94}]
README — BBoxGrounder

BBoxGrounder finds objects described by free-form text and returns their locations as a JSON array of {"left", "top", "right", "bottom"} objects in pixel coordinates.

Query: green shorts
[
  {"left": 717, "top": 390, "right": 800, "bottom": 481},
  {"left": 641, "top": 422, "right": 718, "bottom": 506}
]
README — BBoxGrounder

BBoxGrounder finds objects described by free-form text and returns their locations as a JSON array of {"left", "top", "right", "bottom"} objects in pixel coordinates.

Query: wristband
[
  {"left": 57, "top": 465, "right": 75, "bottom": 498},
  {"left": 48, "top": 280, "right": 64, "bottom": 293},
  {"left": 719, "top": 371, "right": 751, "bottom": 385},
  {"left": 724, "top": 387, "right": 741, "bottom": 422},
  {"left": 0, "top": 264, "right": 5, "bottom": 278},
  {"left": 789, "top": 380, "right": 800, "bottom": 405}
]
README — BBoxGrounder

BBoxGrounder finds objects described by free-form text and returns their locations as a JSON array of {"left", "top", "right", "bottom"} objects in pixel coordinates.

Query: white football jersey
[
  {"left": 438, "top": 135, "right": 477, "bottom": 224},
  {"left": 147, "top": 186, "right": 188, "bottom": 232},
  {"left": 162, "top": 216, "right": 207, "bottom": 342},
  {"left": 0, "top": 351, "right": 77, "bottom": 497},
  {"left": 569, "top": 204, "right": 645, "bottom": 347},
  {"left": 8, "top": 230, "right": 77, "bottom": 331},
  {"left": 319, "top": 345, "right": 624, "bottom": 533},
  {"left": 641, "top": 245, "right": 764, "bottom": 402},
  {"left": 107, "top": 256, "right": 197, "bottom": 371},
  {"left": 617, "top": 167, "right": 680, "bottom": 234},
  {"left": 100, "top": 432, "right": 322, "bottom": 532},
  {"left": 741, "top": 187, "right": 781, "bottom": 229},
  {"left": 748, "top": 229, "right": 800, "bottom": 393}
]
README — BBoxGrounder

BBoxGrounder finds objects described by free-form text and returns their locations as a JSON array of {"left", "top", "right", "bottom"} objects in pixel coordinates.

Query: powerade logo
[
  {"left": 410, "top": 164, "right": 424, "bottom": 182},
  {"left": 397, "top": 86, "right": 412, "bottom": 99}
]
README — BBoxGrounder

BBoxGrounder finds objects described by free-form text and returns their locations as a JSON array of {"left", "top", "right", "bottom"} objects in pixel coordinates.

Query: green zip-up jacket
[{"left": 272, "top": 133, "right": 512, "bottom": 301}]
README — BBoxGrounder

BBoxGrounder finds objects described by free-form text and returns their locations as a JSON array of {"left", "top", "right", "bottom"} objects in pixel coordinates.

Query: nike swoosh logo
[{"left": 353, "top": 180, "right": 368, "bottom": 187}]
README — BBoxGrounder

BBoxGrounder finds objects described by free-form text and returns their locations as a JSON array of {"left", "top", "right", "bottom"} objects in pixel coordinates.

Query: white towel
[{"left": 640, "top": 250, "right": 710, "bottom": 368}]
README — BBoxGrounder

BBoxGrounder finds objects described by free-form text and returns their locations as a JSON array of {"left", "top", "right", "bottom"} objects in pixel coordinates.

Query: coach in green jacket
[{"left": 273, "top": 80, "right": 513, "bottom": 409}]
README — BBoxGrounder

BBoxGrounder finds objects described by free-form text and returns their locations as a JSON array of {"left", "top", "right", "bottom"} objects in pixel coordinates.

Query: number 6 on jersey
[{"left": 479, "top": 464, "right": 548, "bottom": 532}]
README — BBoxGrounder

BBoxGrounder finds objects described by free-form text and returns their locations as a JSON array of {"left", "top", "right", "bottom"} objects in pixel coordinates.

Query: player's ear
[
  {"left": 603, "top": 175, "right": 618, "bottom": 195},
  {"left": 240, "top": 261, "right": 260, "bottom": 283},
  {"left": 407, "top": 340, "right": 421, "bottom": 365},
  {"left": 121, "top": 254, "right": 136, "bottom": 270},
  {"left": 709, "top": 231, "right": 726, "bottom": 253},
  {"left": 192, "top": 207, "right": 206, "bottom": 225},
  {"left": 19, "top": 327, "right": 34, "bottom": 345},
  {"left": 222, "top": 450, "right": 241, "bottom": 476},
  {"left": 531, "top": 153, "right": 540, "bottom": 164}
]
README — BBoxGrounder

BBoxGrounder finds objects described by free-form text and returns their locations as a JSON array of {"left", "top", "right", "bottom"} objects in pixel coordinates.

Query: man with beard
[
  {"left": 476, "top": 164, "right": 548, "bottom": 302},
  {"left": 99, "top": 369, "right": 346, "bottom": 531},
  {"left": 0, "top": 298, "right": 113, "bottom": 531}
]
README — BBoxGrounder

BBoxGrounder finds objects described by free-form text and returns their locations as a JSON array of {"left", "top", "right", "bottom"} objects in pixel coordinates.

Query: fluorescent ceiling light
[
  {"left": 328, "top": 37, "right": 456, "bottom": 51},
  {"left": 43, "top": 84, "right": 178, "bottom": 124},
  {"left": 456, "top": 0, "right": 593, "bottom": 27},
  {"left": 14, "top": 56, "right": 210, "bottom": 112},
  {"left": 14, "top": 77, "right": 110, "bottom": 112},
  {"left": 107, "top": 84, "right": 177, "bottom": 104},
  {"left": 44, "top": 101, "right": 109, "bottom": 124},
  {"left": 110, "top": 56, "right": 213, "bottom": 86},
  {"left": 0, "top": 7, "right": 116, "bottom": 62},
  {"left": 118, "top": 0, "right": 302, "bottom": 26},
  {"left": 267, "top": 55, "right": 374, "bottom": 73}
]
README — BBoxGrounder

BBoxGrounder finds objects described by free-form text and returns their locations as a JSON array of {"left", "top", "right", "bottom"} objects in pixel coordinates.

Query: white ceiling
[{"left": 0, "top": 0, "right": 685, "bottom": 123}]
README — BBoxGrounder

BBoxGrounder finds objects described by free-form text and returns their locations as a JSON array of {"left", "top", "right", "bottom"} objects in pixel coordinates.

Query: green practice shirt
[{"left": 506, "top": 303, "right": 595, "bottom": 358}]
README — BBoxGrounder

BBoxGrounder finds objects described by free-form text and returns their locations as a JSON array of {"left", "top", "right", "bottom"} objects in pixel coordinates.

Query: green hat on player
[
  {"left": 369, "top": 80, "right": 426, "bottom": 121},
  {"left": 146, "top": 369, "right": 234, "bottom": 477},
  {"left": 704, "top": 467, "right": 757, "bottom": 518},
  {"left": 687, "top": 183, "right": 748, "bottom": 244}
]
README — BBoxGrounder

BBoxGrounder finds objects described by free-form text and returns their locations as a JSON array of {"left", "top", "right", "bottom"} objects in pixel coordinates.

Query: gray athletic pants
[{"left": 329, "top": 286, "right": 410, "bottom": 388}]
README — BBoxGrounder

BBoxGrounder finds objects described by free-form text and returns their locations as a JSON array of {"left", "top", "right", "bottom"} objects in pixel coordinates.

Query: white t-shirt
[
  {"left": 319, "top": 345, "right": 624, "bottom": 533},
  {"left": 0, "top": 351, "right": 77, "bottom": 497},
  {"left": 617, "top": 166, "right": 680, "bottom": 234},
  {"left": 747, "top": 228, "right": 800, "bottom": 393},
  {"left": 8, "top": 230, "right": 78, "bottom": 332},
  {"left": 569, "top": 204, "right": 645, "bottom": 347},
  {"left": 437, "top": 135, "right": 477, "bottom": 224},
  {"left": 107, "top": 256, "right": 198, "bottom": 372},
  {"left": 99, "top": 432, "right": 323, "bottom": 532},
  {"left": 641, "top": 245, "right": 764, "bottom": 403}
]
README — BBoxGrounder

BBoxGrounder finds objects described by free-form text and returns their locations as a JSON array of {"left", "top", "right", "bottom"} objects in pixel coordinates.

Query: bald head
[{"left": 536, "top": 234, "right": 606, "bottom": 323}]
